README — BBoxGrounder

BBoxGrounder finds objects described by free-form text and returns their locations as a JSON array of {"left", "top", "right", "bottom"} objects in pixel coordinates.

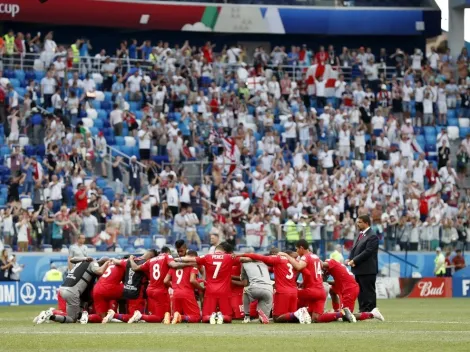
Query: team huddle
[{"left": 34, "top": 239, "right": 384, "bottom": 325}]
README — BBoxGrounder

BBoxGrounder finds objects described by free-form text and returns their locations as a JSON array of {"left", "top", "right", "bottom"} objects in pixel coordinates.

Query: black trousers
[{"left": 355, "top": 274, "right": 376, "bottom": 312}]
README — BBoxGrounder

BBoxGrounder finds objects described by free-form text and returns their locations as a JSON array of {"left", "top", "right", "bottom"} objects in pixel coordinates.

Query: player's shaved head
[
  {"left": 161, "top": 247, "right": 171, "bottom": 254},
  {"left": 187, "top": 250, "right": 198, "bottom": 257},
  {"left": 269, "top": 247, "right": 280, "bottom": 255},
  {"left": 285, "top": 250, "right": 299, "bottom": 259},
  {"left": 175, "top": 240, "right": 187, "bottom": 257}
]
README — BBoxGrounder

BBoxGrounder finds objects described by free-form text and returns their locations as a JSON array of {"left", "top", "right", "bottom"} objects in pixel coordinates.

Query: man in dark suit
[{"left": 347, "top": 214, "right": 379, "bottom": 312}]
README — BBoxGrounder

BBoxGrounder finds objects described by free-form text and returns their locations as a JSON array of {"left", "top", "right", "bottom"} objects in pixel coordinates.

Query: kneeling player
[
  {"left": 323, "top": 259, "right": 384, "bottom": 322},
  {"left": 164, "top": 250, "right": 203, "bottom": 323}
]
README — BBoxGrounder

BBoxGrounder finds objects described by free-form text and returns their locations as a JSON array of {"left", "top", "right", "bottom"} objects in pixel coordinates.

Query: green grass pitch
[{"left": 1, "top": 299, "right": 469, "bottom": 352}]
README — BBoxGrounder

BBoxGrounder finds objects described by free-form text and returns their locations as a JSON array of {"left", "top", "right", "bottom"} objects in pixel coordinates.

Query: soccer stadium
[{"left": 0, "top": 0, "right": 469, "bottom": 351}]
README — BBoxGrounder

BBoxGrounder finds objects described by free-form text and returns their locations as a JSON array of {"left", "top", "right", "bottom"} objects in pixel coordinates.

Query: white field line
[{"left": 1, "top": 330, "right": 470, "bottom": 336}]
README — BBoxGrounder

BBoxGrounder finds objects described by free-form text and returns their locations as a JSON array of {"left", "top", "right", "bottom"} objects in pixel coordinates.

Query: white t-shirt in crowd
[
  {"left": 41, "top": 77, "right": 56, "bottom": 94},
  {"left": 127, "top": 75, "right": 142, "bottom": 92},
  {"left": 138, "top": 130, "right": 151, "bottom": 149},
  {"left": 227, "top": 48, "right": 242, "bottom": 64},
  {"left": 110, "top": 109, "right": 123, "bottom": 126}
]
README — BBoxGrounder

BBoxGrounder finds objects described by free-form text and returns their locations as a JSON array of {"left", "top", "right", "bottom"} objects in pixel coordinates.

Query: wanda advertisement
[{"left": 398, "top": 278, "right": 453, "bottom": 298}]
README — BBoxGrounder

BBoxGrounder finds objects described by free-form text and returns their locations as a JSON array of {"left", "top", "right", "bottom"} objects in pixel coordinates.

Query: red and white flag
[
  {"left": 34, "top": 162, "right": 44, "bottom": 181},
  {"left": 222, "top": 137, "right": 240, "bottom": 176},
  {"left": 306, "top": 63, "right": 338, "bottom": 97}
]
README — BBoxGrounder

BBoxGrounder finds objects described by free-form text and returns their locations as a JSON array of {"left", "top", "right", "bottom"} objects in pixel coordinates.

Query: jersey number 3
[{"left": 286, "top": 263, "right": 294, "bottom": 279}]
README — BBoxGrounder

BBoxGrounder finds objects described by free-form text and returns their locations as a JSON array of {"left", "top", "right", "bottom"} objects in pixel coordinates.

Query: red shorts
[
  {"left": 202, "top": 294, "right": 232, "bottom": 317},
  {"left": 172, "top": 294, "right": 201, "bottom": 318},
  {"left": 57, "top": 291, "right": 66, "bottom": 312},
  {"left": 250, "top": 300, "right": 259, "bottom": 318},
  {"left": 128, "top": 298, "right": 146, "bottom": 315},
  {"left": 147, "top": 289, "right": 170, "bottom": 319},
  {"left": 341, "top": 285, "right": 359, "bottom": 312},
  {"left": 230, "top": 293, "right": 244, "bottom": 319},
  {"left": 297, "top": 288, "right": 327, "bottom": 315},
  {"left": 273, "top": 292, "right": 297, "bottom": 317},
  {"left": 92, "top": 283, "right": 123, "bottom": 315}
]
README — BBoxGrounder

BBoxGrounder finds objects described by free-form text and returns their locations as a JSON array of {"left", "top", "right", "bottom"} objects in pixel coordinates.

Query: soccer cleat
[
  {"left": 257, "top": 309, "right": 269, "bottom": 324},
  {"left": 343, "top": 308, "right": 356, "bottom": 323},
  {"left": 102, "top": 309, "right": 115, "bottom": 324},
  {"left": 163, "top": 312, "right": 171, "bottom": 325},
  {"left": 36, "top": 308, "right": 52, "bottom": 325},
  {"left": 302, "top": 307, "right": 312, "bottom": 325},
  {"left": 209, "top": 312, "right": 217, "bottom": 325},
  {"left": 243, "top": 316, "right": 251, "bottom": 324},
  {"left": 371, "top": 308, "right": 385, "bottom": 322},
  {"left": 171, "top": 312, "right": 182, "bottom": 325},
  {"left": 79, "top": 311, "right": 89, "bottom": 324},
  {"left": 216, "top": 311, "right": 224, "bottom": 324},
  {"left": 128, "top": 310, "right": 142, "bottom": 324},
  {"left": 294, "top": 308, "right": 306, "bottom": 324},
  {"left": 33, "top": 311, "right": 44, "bottom": 324}
]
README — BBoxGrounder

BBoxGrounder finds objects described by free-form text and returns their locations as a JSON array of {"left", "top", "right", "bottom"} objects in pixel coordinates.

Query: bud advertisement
[{"left": 399, "top": 278, "right": 453, "bottom": 298}]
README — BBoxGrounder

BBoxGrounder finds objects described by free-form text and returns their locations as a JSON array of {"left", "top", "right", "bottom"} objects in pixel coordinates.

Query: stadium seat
[
  {"left": 459, "top": 127, "right": 470, "bottom": 139},
  {"left": 91, "top": 100, "right": 101, "bottom": 109},
  {"left": 81, "top": 118, "right": 94, "bottom": 128},
  {"left": 425, "top": 144, "right": 436, "bottom": 153},
  {"left": 86, "top": 109, "right": 98, "bottom": 119},
  {"left": 93, "top": 119, "right": 104, "bottom": 129},
  {"left": 459, "top": 118, "right": 470, "bottom": 128},
  {"left": 97, "top": 109, "right": 107, "bottom": 120},
  {"left": 447, "top": 126, "right": 459, "bottom": 140},
  {"left": 448, "top": 118, "right": 458, "bottom": 127},
  {"left": 447, "top": 110, "right": 456, "bottom": 120},
  {"left": 115, "top": 136, "right": 125, "bottom": 146},
  {"left": 124, "top": 136, "right": 136, "bottom": 147}
]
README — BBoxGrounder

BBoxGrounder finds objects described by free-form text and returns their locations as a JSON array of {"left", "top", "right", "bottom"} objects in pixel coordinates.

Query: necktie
[{"left": 359, "top": 231, "right": 365, "bottom": 240}]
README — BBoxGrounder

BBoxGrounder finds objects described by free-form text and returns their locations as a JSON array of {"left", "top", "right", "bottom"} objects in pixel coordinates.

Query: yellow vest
[
  {"left": 300, "top": 222, "right": 313, "bottom": 241},
  {"left": 71, "top": 44, "right": 80, "bottom": 63},
  {"left": 45, "top": 269, "right": 63, "bottom": 282},
  {"left": 4, "top": 34, "right": 14, "bottom": 55},
  {"left": 149, "top": 53, "right": 158, "bottom": 62},
  {"left": 285, "top": 220, "right": 299, "bottom": 242},
  {"left": 330, "top": 251, "right": 343, "bottom": 263},
  {"left": 434, "top": 254, "right": 446, "bottom": 275}
]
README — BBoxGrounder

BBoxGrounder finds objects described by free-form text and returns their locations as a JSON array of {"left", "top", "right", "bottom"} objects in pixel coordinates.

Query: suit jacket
[{"left": 349, "top": 228, "right": 379, "bottom": 276}]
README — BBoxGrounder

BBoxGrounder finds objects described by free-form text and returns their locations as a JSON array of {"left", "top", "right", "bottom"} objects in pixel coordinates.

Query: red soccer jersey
[
  {"left": 196, "top": 253, "right": 240, "bottom": 295},
  {"left": 170, "top": 266, "right": 198, "bottom": 298},
  {"left": 98, "top": 260, "right": 127, "bottom": 286},
  {"left": 245, "top": 253, "right": 297, "bottom": 294},
  {"left": 299, "top": 253, "right": 324, "bottom": 291},
  {"left": 325, "top": 259, "right": 358, "bottom": 293},
  {"left": 231, "top": 263, "right": 244, "bottom": 295},
  {"left": 141, "top": 253, "right": 174, "bottom": 291}
]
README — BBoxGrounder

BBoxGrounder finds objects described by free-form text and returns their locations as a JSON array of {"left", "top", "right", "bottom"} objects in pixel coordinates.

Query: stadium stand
[{"left": 0, "top": 29, "right": 469, "bottom": 256}]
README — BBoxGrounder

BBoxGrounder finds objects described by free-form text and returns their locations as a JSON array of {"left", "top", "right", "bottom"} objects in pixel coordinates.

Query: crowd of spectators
[{"left": 0, "top": 27, "right": 470, "bottom": 256}]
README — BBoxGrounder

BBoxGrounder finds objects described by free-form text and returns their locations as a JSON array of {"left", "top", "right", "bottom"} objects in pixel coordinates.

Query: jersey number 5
[{"left": 102, "top": 264, "right": 115, "bottom": 278}]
